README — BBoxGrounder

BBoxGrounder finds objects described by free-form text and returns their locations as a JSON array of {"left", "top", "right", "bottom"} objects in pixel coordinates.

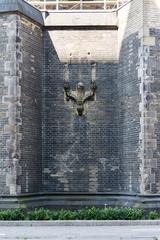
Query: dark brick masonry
[
  {"left": 118, "top": 32, "right": 141, "bottom": 193},
  {"left": 0, "top": 14, "right": 23, "bottom": 195},
  {"left": 2, "top": 0, "right": 160, "bottom": 209},
  {"left": 0, "top": 12, "right": 43, "bottom": 195},
  {"left": 140, "top": 28, "right": 160, "bottom": 193},
  {"left": 0, "top": 14, "right": 15, "bottom": 195},
  {"left": 149, "top": 28, "right": 160, "bottom": 193},
  {"left": 0, "top": 12, "right": 146, "bottom": 197},
  {"left": 43, "top": 31, "right": 119, "bottom": 193},
  {"left": 17, "top": 16, "right": 43, "bottom": 193}
]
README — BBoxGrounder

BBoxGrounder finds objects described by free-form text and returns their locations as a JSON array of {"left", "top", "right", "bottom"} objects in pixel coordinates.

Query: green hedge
[
  {"left": 0, "top": 207, "right": 158, "bottom": 220},
  {"left": 0, "top": 209, "right": 25, "bottom": 220}
]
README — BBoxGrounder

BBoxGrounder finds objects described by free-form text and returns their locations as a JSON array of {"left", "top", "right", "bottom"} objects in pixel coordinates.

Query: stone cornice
[{"left": 0, "top": 0, "right": 44, "bottom": 25}]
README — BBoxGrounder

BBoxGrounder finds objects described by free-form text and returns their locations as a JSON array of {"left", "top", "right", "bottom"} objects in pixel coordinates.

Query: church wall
[
  {"left": 0, "top": 12, "right": 43, "bottom": 195},
  {"left": 42, "top": 29, "right": 120, "bottom": 193},
  {"left": 0, "top": 14, "right": 18, "bottom": 195},
  {"left": 117, "top": 0, "right": 160, "bottom": 195},
  {"left": 117, "top": 0, "right": 143, "bottom": 193},
  {"left": 139, "top": 0, "right": 160, "bottom": 194},
  {"left": 17, "top": 15, "right": 43, "bottom": 193},
  {"left": 2, "top": 0, "right": 160, "bottom": 208}
]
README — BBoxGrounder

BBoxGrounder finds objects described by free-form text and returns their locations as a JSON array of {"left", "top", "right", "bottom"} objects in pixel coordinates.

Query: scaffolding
[{"left": 26, "top": 0, "right": 130, "bottom": 11}]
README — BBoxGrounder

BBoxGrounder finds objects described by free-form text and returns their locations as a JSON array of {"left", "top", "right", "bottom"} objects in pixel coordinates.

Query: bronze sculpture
[{"left": 64, "top": 81, "right": 97, "bottom": 116}]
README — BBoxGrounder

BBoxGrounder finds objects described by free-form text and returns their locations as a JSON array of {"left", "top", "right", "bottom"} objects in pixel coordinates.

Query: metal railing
[{"left": 26, "top": 0, "right": 130, "bottom": 11}]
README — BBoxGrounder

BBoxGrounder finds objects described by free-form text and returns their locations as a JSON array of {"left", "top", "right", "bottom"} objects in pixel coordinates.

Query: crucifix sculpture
[
  {"left": 64, "top": 80, "right": 97, "bottom": 116},
  {"left": 63, "top": 62, "right": 97, "bottom": 116}
]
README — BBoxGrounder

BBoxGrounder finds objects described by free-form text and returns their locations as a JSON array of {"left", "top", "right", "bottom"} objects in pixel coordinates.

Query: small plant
[
  {"left": 0, "top": 208, "right": 25, "bottom": 220},
  {"left": 148, "top": 211, "right": 159, "bottom": 220},
  {"left": 118, "top": 207, "right": 144, "bottom": 220},
  {"left": 57, "top": 209, "right": 78, "bottom": 220},
  {"left": 26, "top": 208, "right": 52, "bottom": 220}
]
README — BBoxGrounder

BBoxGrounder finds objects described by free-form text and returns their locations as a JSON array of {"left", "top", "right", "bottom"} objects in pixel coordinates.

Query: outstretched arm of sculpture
[
  {"left": 83, "top": 81, "right": 97, "bottom": 103},
  {"left": 64, "top": 82, "right": 77, "bottom": 102}
]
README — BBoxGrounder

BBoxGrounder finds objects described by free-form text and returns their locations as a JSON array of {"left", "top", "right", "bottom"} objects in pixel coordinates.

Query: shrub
[
  {"left": 117, "top": 207, "right": 144, "bottom": 220},
  {"left": 0, "top": 209, "right": 25, "bottom": 220},
  {"left": 76, "top": 207, "right": 100, "bottom": 220},
  {"left": 148, "top": 211, "right": 159, "bottom": 220},
  {"left": 57, "top": 209, "right": 78, "bottom": 220},
  {"left": 26, "top": 208, "right": 52, "bottom": 220},
  {"left": 0, "top": 207, "right": 154, "bottom": 221},
  {"left": 50, "top": 210, "right": 59, "bottom": 220},
  {"left": 100, "top": 207, "right": 118, "bottom": 220}
]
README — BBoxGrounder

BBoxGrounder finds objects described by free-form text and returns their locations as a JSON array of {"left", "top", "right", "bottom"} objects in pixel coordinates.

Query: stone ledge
[
  {"left": 1, "top": 193, "right": 160, "bottom": 209},
  {"left": 44, "top": 11, "right": 117, "bottom": 27},
  {"left": 0, "top": 0, "right": 44, "bottom": 25}
]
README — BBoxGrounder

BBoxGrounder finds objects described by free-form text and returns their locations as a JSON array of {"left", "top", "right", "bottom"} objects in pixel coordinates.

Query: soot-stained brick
[
  {"left": 42, "top": 30, "right": 119, "bottom": 193},
  {"left": 118, "top": 32, "right": 141, "bottom": 193},
  {"left": 17, "top": 16, "right": 43, "bottom": 193}
]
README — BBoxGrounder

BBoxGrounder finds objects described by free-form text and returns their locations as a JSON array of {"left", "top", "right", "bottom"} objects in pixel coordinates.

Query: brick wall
[
  {"left": 43, "top": 29, "right": 119, "bottom": 193},
  {"left": 118, "top": 32, "right": 141, "bottom": 193},
  {"left": 0, "top": 12, "right": 43, "bottom": 195},
  {"left": 139, "top": 0, "right": 160, "bottom": 194},
  {"left": 2, "top": 0, "right": 160, "bottom": 204},
  {"left": 17, "top": 16, "right": 43, "bottom": 193},
  {"left": 117, "top": 0, "right": 143, "bottom": 193},
  {"left": 117, "top": 0, "right": 160, "bottom": 194},
  {"left": 0, "top": 14, "right": 19, "bottom": 195}
]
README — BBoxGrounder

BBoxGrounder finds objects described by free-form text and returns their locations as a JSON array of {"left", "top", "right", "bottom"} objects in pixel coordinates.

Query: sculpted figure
[{"left": 64, "top": 81, "right": 97, "bottom": 116}]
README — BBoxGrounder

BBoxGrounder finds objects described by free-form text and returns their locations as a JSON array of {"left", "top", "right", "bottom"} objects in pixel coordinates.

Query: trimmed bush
[
  {"left": 0, "top": 207, "right": 155, "bottom": 220},
  {"left": 0, "top": 209, "right": 25, "bottom": 220},
  {"left": 148, "top": 211, "right": 159, "bottom": 220},
  {"left": 57, "top": 209, "right": 78, "bottom": 220},
  {"left": 26, "top": 208, "right": 52, "bottom": 220}
]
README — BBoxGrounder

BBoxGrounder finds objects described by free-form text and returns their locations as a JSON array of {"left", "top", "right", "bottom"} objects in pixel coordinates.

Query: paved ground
[{"left": 0, "top": 225, "right": 160, "bottom": 240}]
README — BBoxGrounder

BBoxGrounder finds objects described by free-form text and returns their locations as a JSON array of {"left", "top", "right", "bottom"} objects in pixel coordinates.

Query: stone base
[{"left": 1, "top": 193, "right": 160, "bottom": 209}]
